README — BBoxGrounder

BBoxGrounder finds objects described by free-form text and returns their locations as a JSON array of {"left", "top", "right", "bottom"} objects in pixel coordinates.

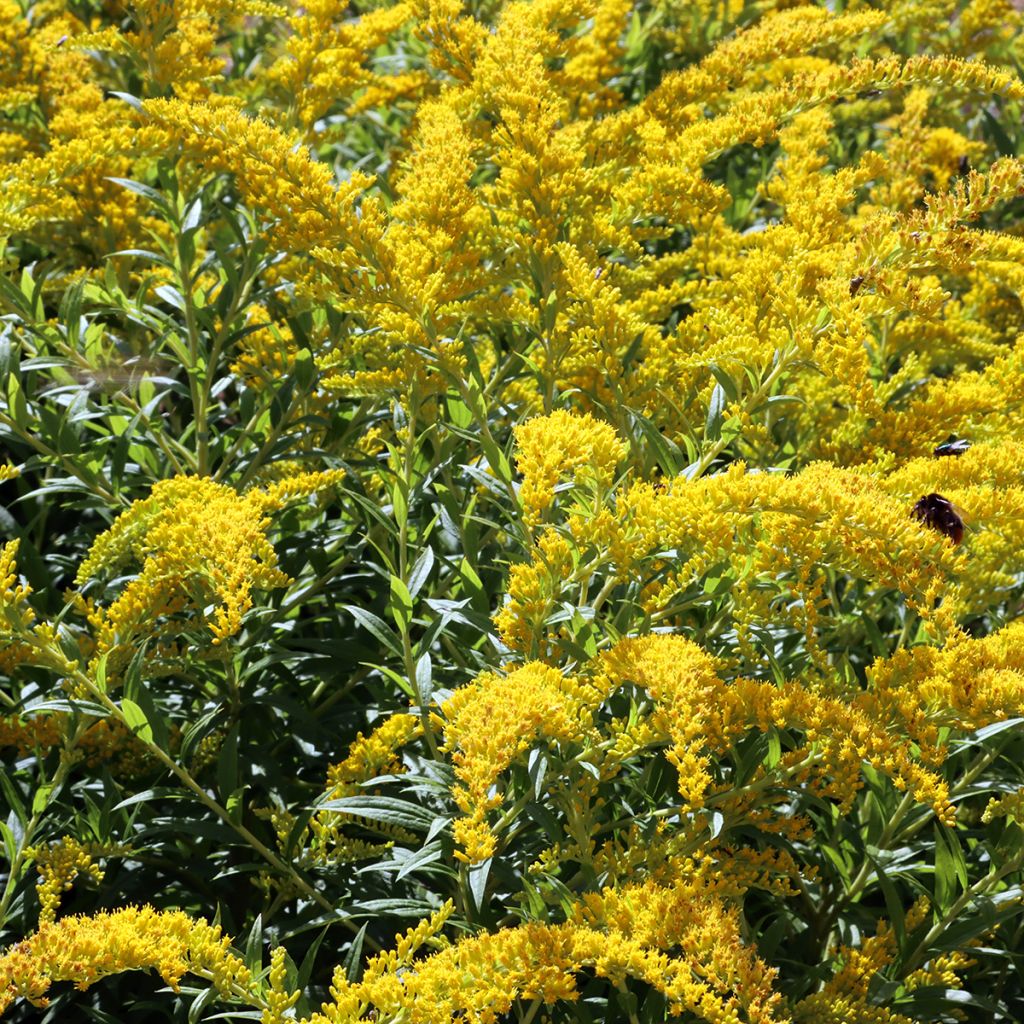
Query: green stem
[
  {"left": 176, "top": 233, "right": 209, "bottom": 477},
  {"left": 519, "top": 998, "right": 543, "bottom": 1024},
  {"left": 394, "top": 398, "right": 439, "bottom": 761},
  {"left": 691, "top": 345, "right": 795, "bottom": 480},
  {"left": 901, "top": 850, "right": 1024, "bottom": 975},
  {"left": 891, "top": 743, "right": 1003, "bottom": 848},
  {"left": 844, "top": 789, "right": 917, "bottom": 905},
  {"left": 0, "top": 733, "right": 81, "bottom": 927},
  {"left": 53, "top": 657, "right": 379, "bottom": 946},
  {"left": 0, "top": 411, "right": 122, "bottom": 505},
  {"left": 189, "top": 964, "right": 270, "bottom": 1012},
  {"left": 106, "top": 390, "right": 193, "bottom": 477},
  {"left": 454, "top": 375, "right": 531, "bottom": 548}
]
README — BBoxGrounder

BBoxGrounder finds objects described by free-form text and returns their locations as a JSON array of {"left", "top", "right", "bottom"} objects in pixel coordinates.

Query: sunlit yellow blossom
[
  {"left": 0, "top": 713, "right": 159, "bottom": 779},
  {"left": 140, "top": 98, "right": 376, "bottom": 256},
  {"left": 867, "top": 619, "right": 1024, "bottom": 753},
  {"left": 0, "top": 541, "right": 34, "bottom": 636},
  {"left": 442, "top": 661, "right": 600, "bottom": 861},
  {"left": 500, "top": 453, "right": 977, "bottom": 659},
  {"left": 0, "top": 906, "right": 251, "bottom": 1014},
  {"left": 515, "top": 410, "right": 627, "bottom": 529},
  {"left": 262, "top": 946, "right": 301, "bottom": 1024},
  {"left": 74, "top": 476, "right": 290, "bottom": 666},
  {"left": 27, "top": 836, "right": 121, "bottom": 925},
  {"left": 4, "top": 3, "right": 1024, "bottom": 1023},
  {"left": 311, "top": 883, "right": 785, "bottom": 1024},
  {"left": 599, "top": 634, "right": 954, "bottom": 822},
  {"left": 265, "top": 2, "right": 424, "bottom": 134},
  {"left": 73, "top": 472, "right": 342, "bottom": 677},
  {"left": 982, "top": 787, "right": 1024, "bottom": 825}
]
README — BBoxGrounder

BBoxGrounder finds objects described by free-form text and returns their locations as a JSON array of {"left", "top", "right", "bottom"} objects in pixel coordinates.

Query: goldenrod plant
[{"left": 2, "top": 0, "right": 1024, "bottom": 1020}]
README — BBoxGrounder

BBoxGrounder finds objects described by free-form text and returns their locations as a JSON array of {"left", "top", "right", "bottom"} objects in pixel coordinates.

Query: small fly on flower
[
  {"left": 933, "top": 438, "right": 971, "bottom": 457},
  {"left": 849, "top": 275, "right": 865, "bottom": 297},
  {"left": 911, "top": 493, "right": 964, "bottom": 545}
]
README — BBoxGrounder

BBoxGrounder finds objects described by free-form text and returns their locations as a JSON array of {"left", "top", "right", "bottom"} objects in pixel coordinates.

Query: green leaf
[
  {"left": 894, "top": 985, "right": 1005, "bottom": 1017},
  {"left": 343, "top": 922, "right": 368, "bottom": 983},
  {"left": 982, "top": 107, "right": 1017, "bottom": 157},
  {"left": 244, "top": 914, "right": 263, "bottom": 974},
  {"left": 346, "top": 898, "right": 440, "bottom": 918},
  {"left": 446, "top": 395, "right": 473, "bottom": 428},
  {"left": 933, "top": 823, "right": 967, "bottom": 914},
  {"left": 395, "top": 840, "right": 444, "bottom": 881},
  {"left": 0, "top": 821, "right": 20, "bottom": 873},
  {"left": 293, "top": 348, "right": 316, "bottom": 390},
  {"left": 704, "top": 382, "right": 725, "bottom": 442},
  {"left": 106, "top": 176, "right": 171, "bottom": 211},
  {"left": 296, "top": 924, "right": 330, "bottom": 993},
  {"left": 31, "top": 783, "right": 54, "bottom": 815},
  {"left": 407, "top": 546, "right": 435, "bottom": 598},
  {"left": 315, "top": 795, "right": 437, "bottom": 832},
  {"left": 188, "top": 986, "right": 221, "bottom": 1024},
  {"left": 6, "top": 373, "right": 28, "bottom": 429},
  {"left": 94, "top": 653, "right": 108, "bottom": 694},
  {"left": 708, "top": 363, "right": 740, "bottom": 403},
  {"left": 123, "top": 648, "right": 170, "bottom": 750},
  {"left": 391, "top": 479, "right": 408, "bottom": 530},
  {"left": 414, "top": 651, "right": 433, "bottom": 706},
  {"left": 0, "top": 334, "right": 14, "bottom": 381},
  {"left": 344, "top": 605, "right": 402, "bottom": 656},
  {"left": 875, "top": 864, "right": 907, "bottom": 947},
  {"left": 467, "top": 858, "right": 491, "bottom": 913},
  {"left": 217, "top": 725, "right": 240, "bottom": 805},
  {"left": 120, "top": 698, "right": 154, "bottom": 744},
  {"left": 627, "top": 408, "right": 685, "bottom": 477},
  {"left": 457, "top": 558, "right": 485, "bottom": 603}
]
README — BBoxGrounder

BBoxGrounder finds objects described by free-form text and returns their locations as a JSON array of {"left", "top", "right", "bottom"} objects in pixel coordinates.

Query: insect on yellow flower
[{"left": 911, "top": 492, "right": 965, "bottom": 545}]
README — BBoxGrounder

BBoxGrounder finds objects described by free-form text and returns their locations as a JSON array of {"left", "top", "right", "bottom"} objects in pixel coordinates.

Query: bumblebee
[{"left": 911, "top": 493, "right": 964, "bottom": 545}]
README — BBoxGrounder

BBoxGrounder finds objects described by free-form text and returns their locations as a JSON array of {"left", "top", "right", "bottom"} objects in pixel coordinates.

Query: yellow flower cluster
[
  {"left": 266, "top": 2, "right": 427, "bottom": 134},
  {"left": 3, "top": 0, "right": 1024, "bottom": 1020},
  {"left": 73, "top": 471, "right": 343, "bottom": 676},
  {"left": 514, "top": 410, "right": 627, "bottom": 530},
  {"left": 262, "top": 945, "right": 301, "bottom": 1024},
  {"left": 26, "top": 836, "right": 126, "bottom": 925},
  {"left": 0, "top": 906, "right": 251, "bottom": 1014},
  {"left": 868, "top": 619, "right": 1024, "bottom": 757},
  {"left": 443, "top": 662, "right": 601, "bottom": 861},
  {"left": 312, "top": 879, "right": 784, "bottom": 1024},
  {"left": 324, "top": 714, "right": 421, "bottom": 796},
  {"left": 437, "top": 619, "right": 1024, "bottom": 863},
  {"left": 0, "top": 4, "right": 164, "bottom": 251},
  {"left": 981, "top": 787, "right": 1024, "bottom": 825},
  {"left": 4, "top": 0, "right": 1021, "bottom": 430},
  {"left": 498, "top": 411, "right": 1024, "bottom": 668},
  {"left": 793, "top": 899, "right": 933, "bottom": 1024},
  {"left": 0, "top": 541, "right": 34, "bottom": 637}
]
